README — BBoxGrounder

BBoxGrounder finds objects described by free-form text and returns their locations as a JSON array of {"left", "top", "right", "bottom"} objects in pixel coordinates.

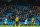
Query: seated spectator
[
  {"left": 0, "top": 18, "right": 2, "bottom": 22},
  {"left": 37, "top": 16, "right": 40, "bottom": 20},
  {"left": 10, "top": 16, "right": 13, "bottom": 20},
  {"left": 39, "top": 19, "right": 40, "bottom": 25},
  {"left": 12, "top": 16, "right": 15, "bottom": 21},
  {"left": 26, "top": 15, "right": 28, "bottom": 19},
  {"left": 19, "top": 17, "right": 21, "bottom": 22},
  {"left": 35, "top": 20, "right": 39, "bottom": 25}
]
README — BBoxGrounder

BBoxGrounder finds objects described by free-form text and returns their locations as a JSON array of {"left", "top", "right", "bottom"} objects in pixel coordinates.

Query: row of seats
[{"left": 0, "top": 20, "right": 39, "bottom": 25}]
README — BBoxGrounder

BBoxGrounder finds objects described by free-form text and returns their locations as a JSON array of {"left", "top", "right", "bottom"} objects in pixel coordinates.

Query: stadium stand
[{"left": 0, "top": 5, "right": 40, "bottom": 26}]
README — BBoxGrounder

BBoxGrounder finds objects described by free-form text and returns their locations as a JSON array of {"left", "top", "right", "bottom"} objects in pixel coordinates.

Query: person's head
[
  {"left": 16, "top": 15, "right": 17, "bottom": 17},
  {"left": 22, "top": 17, "right": 23, "bottom": 18},
  {"left": 38, "top": 14, "right": 39, "bottom": 17},
  {"left": 6, "top": 16, "right": 8, "bottom": 18},
  {"left": 21, "top": 18, "right": 22, "bottom": 20},
  {"left": 33, "top": 17, "right": 34, "bottom": 18},
  {"left": 23, "top": 19, "right": 24, "bottom": 20},
  {"left": 26, "top": 19, "right": 27, "bottom": 20},
  {"left": 13, "top": 16, "right": 14, "bottom": 17},
  {"left": 6, "top": 18, "right": 7, "bottom": 19},
  {"left": 39, "top": 19, "right": 40, "bottom": 21},
  {"left": 20, "top": 17, "right": 21, "bottom": 18},
  {"left": 23, "top": 8, "right": 24, "bottom": 10}
]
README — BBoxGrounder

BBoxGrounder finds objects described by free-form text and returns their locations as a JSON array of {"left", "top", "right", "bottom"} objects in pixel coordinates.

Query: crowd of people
[{"left": 0, "top": 5, "right": 40, "bottom": 26}]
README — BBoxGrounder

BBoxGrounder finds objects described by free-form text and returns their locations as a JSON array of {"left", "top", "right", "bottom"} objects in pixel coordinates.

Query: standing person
[
  {"left": 31, "top": 17, "right": 35, "bottom": 25},
  {"left": 24, "top": 19, "right": 28, "bottom": 26},
  {"left": 15, "top": 15, "right": 19, "bottom": 26},
  {"left": 4, "top": 18, "right": 7, "bottom": 25}
]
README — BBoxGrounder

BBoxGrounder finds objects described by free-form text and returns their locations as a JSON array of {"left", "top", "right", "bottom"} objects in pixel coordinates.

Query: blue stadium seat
[
  {"left": 7, "top": 22, "right": 10, "bottom": 25},
  {"left": 35, "top": 22, "right": 39, "bottom": 26},
  {"left": 28, "top": 21, "right": 31, "bottom": 24},
  {"left": 30, "top": 18, "right": 32, "bottom": 21},
  {"left": 7, "top": 20, "right": 15, "bottom": 26},
  {"left": 0, "top": 21, "right": 4, "bottom": 25},
  {"left": 35, "top": 20, "right": 39, "bottom": 25},
  {"left": 6, "top": 13, "right": 13, "bottom": 16},
  {"left": 0, "top": 21, "right": 2, "bottom": 24},
  {"left": 19, "top": 21, "right": 24, "bottom": 24}
]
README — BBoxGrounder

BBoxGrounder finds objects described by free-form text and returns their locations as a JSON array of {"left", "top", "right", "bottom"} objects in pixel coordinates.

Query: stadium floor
[{"left": 0, "top": 25, "right": 40, "bottom": 27}]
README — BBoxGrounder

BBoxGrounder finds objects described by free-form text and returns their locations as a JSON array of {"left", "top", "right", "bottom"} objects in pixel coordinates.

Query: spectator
[{"left": 39, "top": 19, "right": 40, "bottom": 25}]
